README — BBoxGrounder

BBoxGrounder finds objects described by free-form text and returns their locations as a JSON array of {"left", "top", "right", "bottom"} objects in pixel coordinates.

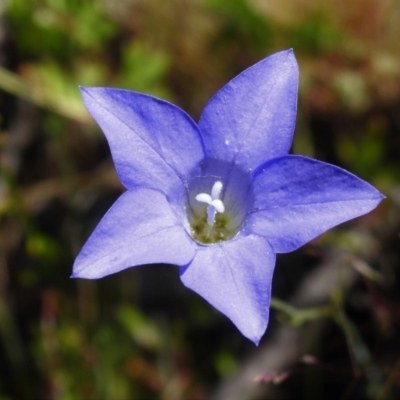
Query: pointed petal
[
  {"left": 80, "top": 87, "right": 205, "bottom": 198},
  {"left": 73, "top": 188, "right": 195, "bottom": 279},
  {"left": 198, "top": 50, "right": 298, "bottom": 172},
  {"left": 180, "top": 235, "right": 276, "bottom": 344},
  {"left": 249, "top": 156, "right": 384, "bottom": 253}
]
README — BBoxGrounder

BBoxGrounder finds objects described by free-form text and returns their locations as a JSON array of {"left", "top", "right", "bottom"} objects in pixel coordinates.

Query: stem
[{"left": 270, "top": 298, "right": 333, "bottom": 326}]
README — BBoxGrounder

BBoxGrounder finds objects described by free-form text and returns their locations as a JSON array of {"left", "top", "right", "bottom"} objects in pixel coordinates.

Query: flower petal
[
  {"left": 180, "top": 235, "right": 275, "bottom": 344},
  {"left": 198, "top": 49, "right": 298, "bottom": 172},
  {"left": 73, "top": 188, "right": 195, "bottom": 279},
  {"left": 249, "top": 156, "right": 385, "bottom": 253},
  {"left": 80, "top": 87, "right": 205, "bottom": 198}
]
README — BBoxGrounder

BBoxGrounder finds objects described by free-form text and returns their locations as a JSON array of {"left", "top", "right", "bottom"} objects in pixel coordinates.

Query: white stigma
[{"left": 195, "top": 181, "right": 225, "bottom": 224}]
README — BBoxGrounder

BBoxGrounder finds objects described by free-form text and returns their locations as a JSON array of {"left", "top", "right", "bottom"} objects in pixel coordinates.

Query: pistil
[{"left": 195, "top": 181, "right": 225, "bottom": 224}]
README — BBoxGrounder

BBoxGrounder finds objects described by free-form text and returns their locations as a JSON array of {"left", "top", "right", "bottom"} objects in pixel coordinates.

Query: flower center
[
  {"left": 195, "top": 181, "right": 225, "bottom": 224},
  {"left": 189, "top": 180, "right": 235, "bottom": 244},
  {"left": 185, "top": 158, "right": 254, "bottom": 245}
]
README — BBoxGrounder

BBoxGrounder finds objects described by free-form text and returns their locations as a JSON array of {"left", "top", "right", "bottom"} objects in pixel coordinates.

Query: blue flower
[{"left": 72, "top": 50, "right": 384, "bottom": 344}]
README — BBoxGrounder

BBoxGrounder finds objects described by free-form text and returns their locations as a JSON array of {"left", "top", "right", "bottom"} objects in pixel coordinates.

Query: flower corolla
[{"left": 72, "top": 50, "right": 383, "bottom": 344}]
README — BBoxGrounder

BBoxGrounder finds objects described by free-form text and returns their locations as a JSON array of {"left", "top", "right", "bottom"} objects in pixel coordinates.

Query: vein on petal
[
  {"left": 86, "top": 90, "right": 188, "bottom": 187},
  {"left": 220, "top": 245, "right": 248, "bottom": 318},
  {"left": 250, "top": 197, "right": 382, "bottom": 214},
  {"left": 75, "top": 224, "right": 184, "bottom": 272},
  {"left": 231, "top": 91, "right": 274, "bottom": 165}
]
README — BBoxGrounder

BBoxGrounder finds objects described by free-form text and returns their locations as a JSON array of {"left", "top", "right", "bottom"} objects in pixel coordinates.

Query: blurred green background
[{"left": 0, "top": 0, "right": 399, "bottom": 399}]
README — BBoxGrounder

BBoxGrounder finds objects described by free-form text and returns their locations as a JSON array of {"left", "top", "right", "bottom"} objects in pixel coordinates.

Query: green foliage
[
  {"left": 336, "top": 118, "right": 387, "bottom": 178},
  {"left": 6, "top": 0, "right": 117, "bottom": 58},
  {"left": 289, "top": 15, "right": 343, "bottom": 55},
  {"left": 26, "top": 232, "right": 63, "bottom": 264},
  {"left": 117, "top": 304, "right": 163, "bottom": 351},
  {"left": 2, "top": 0, "right": 172, "bottom": 122},
  {"left": 205, "top": 0, "right": 273, "bottom": 52},
  {"left": 116, "top": 41, "right": 172, "bottom": 98}
]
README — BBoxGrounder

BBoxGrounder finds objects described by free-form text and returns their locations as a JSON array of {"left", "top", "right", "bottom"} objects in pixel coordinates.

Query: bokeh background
[{"left": 0, "top": 0, "right": 399, "bottom": 399}]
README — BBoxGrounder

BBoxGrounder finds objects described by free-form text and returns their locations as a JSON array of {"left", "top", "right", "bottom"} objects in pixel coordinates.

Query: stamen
[{"left": 195, "top": 181, "right": 225, "bottom": 224}]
